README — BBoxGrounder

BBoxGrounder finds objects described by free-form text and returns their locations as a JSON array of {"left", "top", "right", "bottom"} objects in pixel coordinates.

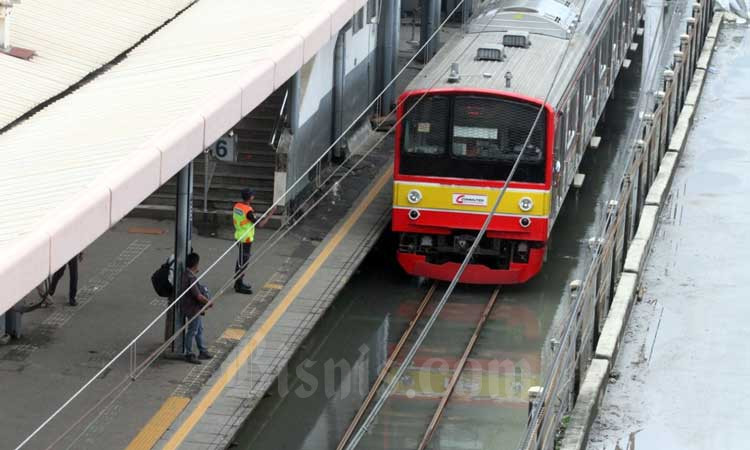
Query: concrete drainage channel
[{"left": 519, "top": 4, "right": 723, "bottom": 450}]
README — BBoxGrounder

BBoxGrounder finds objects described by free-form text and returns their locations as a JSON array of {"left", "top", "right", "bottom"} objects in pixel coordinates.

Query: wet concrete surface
[
  {"left": 0, "top": 140, "right": 389, "bottom": 448},
  {"left": 227, "top": 4, "right": 693, "bottom": 449},
  {"left": 0, "top": 21, "right": 434, "bottom": 450},
  {"left": 587, "top": 21, "right": 750, "bottom": 450}
]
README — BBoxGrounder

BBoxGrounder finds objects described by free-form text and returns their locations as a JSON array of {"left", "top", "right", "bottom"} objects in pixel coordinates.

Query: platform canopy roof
[
  {"left": 0, "top": 0, "right": 366, "bottom": 313},
  {"left": 0, "top": 0, "right": 197, "bottom": 130}
]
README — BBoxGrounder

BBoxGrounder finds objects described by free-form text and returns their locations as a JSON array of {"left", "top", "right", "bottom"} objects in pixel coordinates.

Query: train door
[
  {"left": 610, "top": 7, "right": 623, "bottom": 70},
  {"left": 564, "top": 102, "right": 576, "bottom": 189},
  {"left": 614, "top": 8, "right": 622, "bottom": 68},
  {"left": 584, "top": 64, "right": 595, "bottom": 138},
  {"left": 577, "top": 77, "right": 586, "bottom": 152},
  {"left": 621, "top": 0, "right": 630, "bottom": 58},
  {"left": 602, "top": 26, "right": 613, "bottom": 97},
  {"left": 553, "top": 112, "right": 565, "bottom": 215},
  {"left": 610, "top": 15, "right": 618, "bottom": 77},
  {"left": 594, "top": 42, "right": 603, "bottom": 115},
  {"left": 568, "top": 90, "right": 581, "bottom": 169}
]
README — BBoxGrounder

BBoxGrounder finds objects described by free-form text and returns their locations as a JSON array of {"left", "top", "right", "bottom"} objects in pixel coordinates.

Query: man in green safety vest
[{"left": 233, "top": 188, "right": 256, "bottom": 294}]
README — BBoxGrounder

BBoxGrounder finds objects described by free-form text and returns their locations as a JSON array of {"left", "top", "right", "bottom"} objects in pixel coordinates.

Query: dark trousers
[
  {"left": 234, "top": 242, "right": 252, "bottom": 285},
  {"left": 49, "top": 257, "right": 78, "bottom": 303}
]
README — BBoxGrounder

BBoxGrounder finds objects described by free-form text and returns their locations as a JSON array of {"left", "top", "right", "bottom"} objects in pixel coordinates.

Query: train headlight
[
  {"left": 407, "top": 189, "right": 423, "bottom": 204},
  {"left": 519, "top": 197, "right": 533, "bottom": 212}
]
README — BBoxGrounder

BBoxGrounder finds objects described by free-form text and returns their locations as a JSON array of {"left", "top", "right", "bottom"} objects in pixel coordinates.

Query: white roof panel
[
  {"left": 0, "top": 0, "right": 196, "bottom": 130},
  {"left": 0, "top": 0, "right": 366, "bottom": 312}
]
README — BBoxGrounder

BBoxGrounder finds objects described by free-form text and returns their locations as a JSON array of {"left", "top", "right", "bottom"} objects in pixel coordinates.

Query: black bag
[{"left": 151, "top": 262, "right": 173, "bottom": 297}]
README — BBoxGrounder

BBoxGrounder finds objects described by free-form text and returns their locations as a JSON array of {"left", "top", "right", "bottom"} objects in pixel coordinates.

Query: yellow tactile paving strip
[{"left": 125, "top": 396, "right": 190, "bottom": 450}]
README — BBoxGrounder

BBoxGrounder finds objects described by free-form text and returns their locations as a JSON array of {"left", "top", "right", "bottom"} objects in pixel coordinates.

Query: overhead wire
[
  {"left": 19, "top": 2, "right": 689, "bottom": 448},
  {"left": 517, "top": 2, "right": 689, "bottom": 449},
  {"left": 343, "top": 0, "right": 588, "bottom": 447},
  {"left": 12, "top": 2, "right": 472, "bottom": 449}
]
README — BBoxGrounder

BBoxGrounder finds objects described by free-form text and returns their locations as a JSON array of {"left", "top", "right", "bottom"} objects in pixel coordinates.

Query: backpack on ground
[{"left": 151, "top": 261, "right": 173, "bottom": 297}]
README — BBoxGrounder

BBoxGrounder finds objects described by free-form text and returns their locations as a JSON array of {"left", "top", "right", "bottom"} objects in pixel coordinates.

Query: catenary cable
[
  {"left": 23, "top": 0, "right": 688, "bottom": 446},
  {"left": 343, "top": 0, "right": 590, "bottom": 447},
  {"left": 517, "top": 3, "right": 689, "bottom": 449},
  {"left": 13, "top": 2, "right": 469, "bottom": 448},
  {"left": 20, "top": 1, "right": 680, "bottom": 448}
]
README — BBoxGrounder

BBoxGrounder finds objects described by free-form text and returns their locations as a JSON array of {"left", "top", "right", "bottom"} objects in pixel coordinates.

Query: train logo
[{"left": 452, "top": 194, "right": 488, "bottom": 206}]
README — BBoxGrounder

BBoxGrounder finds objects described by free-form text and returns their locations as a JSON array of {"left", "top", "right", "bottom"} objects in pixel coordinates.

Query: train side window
[
  {"left": 554, "top": 112, "right": 565, "bottom": 183},
  {"left": 367, "top": 0, "right": 377, "bottom": 23},
  {"left": 621, "top": 0, "right": 629, "bottom": 48},
  {"left": 611, "top": 18, "right": 617, "bottom": 67},
  {"left": 353, "top": 7, "right": 365, "bottom": 34},
  {"left": 555, "top": 112, "right": 565, "bottom": 156},
  {"left": 585, "top": 65, "right": 594, "bottom": 104},
  {"left": 578, "top": 78, "right": 585, "bottom": 130},
  {"left": 567, "top": 93, "right": 578, "bottom": 149},
  {"left": 592, "top": 49, "right": 600, "bottom": 110},
  {"left": 604, "top": 31, "right": 611, "bottom": 68},
  {"left": 614, "top": 10, "right": 621, "bottom": 60},
  {"left": 599, "top": 40, "right": 609, "bottom": 92}
]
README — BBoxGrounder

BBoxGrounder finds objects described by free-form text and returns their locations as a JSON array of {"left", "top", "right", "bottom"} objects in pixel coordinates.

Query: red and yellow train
[{"left": 393, "top": 0, "right": 642, "bottom": 284}]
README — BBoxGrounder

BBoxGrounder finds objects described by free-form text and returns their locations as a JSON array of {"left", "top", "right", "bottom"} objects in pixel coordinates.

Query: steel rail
[
  {"left": 336, "top": 282, "right": 439, "bottom": 450},
  {"left": 417, "top": 285, "right": 501, "bottom": 450}
]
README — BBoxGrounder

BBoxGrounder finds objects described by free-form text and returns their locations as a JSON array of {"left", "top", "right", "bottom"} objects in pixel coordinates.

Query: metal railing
[
  {"left": 520, "top": 1, "right": 714, "bottom": 449},
  {"left": 269, "top": 88, "right": 289, "bottom": 149}
]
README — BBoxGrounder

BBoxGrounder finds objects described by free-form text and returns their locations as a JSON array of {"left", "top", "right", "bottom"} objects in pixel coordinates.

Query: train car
[{"left": 393, "top": 0, "right": 642, "bottom": 284}]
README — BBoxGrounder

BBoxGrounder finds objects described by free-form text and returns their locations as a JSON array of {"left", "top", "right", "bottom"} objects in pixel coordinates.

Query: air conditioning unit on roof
[
  {"left": 503, "top": 31, "right": 531, "bottom": 48},
  {"left": 476, "top": 43, "right": 506, "bottom": 62}
]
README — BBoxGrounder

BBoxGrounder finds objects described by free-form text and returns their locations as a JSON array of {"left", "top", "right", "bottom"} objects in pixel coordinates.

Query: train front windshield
[{"left": 400, "top": 94, "right": 546, "bottom": 183}]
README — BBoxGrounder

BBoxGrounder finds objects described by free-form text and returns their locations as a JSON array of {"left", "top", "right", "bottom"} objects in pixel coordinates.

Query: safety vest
[{"left": 233, "top": 202, "right": 255, "bottom": 243}]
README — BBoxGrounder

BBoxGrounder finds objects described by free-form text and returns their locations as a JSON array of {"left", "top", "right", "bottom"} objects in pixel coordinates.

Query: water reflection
[{"left": 232, "top": 3, "right": 682, "bottom": 449}]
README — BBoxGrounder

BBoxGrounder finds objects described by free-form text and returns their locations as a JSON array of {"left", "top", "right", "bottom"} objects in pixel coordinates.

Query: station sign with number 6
[{"left": 209, "top": 134, "right": 236, "bottom": 162}]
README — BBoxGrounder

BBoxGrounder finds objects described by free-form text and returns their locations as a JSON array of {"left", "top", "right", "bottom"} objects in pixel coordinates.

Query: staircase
[{"left": 136, "top": 86, "right": 287, "bottom": 228}]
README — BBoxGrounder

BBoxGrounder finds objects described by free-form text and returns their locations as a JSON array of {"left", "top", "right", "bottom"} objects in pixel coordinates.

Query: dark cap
[{"left": 241, "top": 188, "right": 255, "bottom": 201}]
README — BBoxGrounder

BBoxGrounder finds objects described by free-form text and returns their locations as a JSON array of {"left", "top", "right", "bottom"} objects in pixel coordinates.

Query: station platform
[
  {"left": 587, "top": 21, "right": 750, "bottom": 450},
  {"left": 156, "top": 164, "right": 392, "bottom": 450},
  {"left": 0, "top": 132, "right": 392, "bottom": 449}
]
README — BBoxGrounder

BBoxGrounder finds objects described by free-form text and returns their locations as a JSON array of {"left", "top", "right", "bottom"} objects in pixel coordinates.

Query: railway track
[{"left": 337, "top": 283, "right": 501, "bottom": 450}]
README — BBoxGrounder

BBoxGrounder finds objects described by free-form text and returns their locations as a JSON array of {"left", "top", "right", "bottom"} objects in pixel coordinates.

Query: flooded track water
[{"left": 230, "top": 3, "right": 689, "bottom": 449}]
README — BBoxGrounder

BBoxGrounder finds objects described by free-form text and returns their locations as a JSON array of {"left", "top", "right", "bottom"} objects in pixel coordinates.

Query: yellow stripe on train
[{"left": 394, "top": 181, "right": 550, "bottom": 217}]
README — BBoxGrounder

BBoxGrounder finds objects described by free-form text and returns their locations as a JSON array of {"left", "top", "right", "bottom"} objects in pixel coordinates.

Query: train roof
[{"left": 405, "top": 0, "right": 611, "bottom": 108}]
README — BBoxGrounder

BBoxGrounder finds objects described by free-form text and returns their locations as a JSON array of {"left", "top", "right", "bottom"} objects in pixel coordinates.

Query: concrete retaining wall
[
  {"left": 559, "top": 359, "right": 610, "bottom": 450},
  {"left": 645, "top": 152, "right": 678, "bottom": 207},
  {"left": 594, "top": 272, "right": 638, "bottom": 363},
  {"left": 622, "top": 204, "right": 659, "bottom": 277},
  {"left": 558, "top": 10, "right": 723, "bottom": 450}
]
